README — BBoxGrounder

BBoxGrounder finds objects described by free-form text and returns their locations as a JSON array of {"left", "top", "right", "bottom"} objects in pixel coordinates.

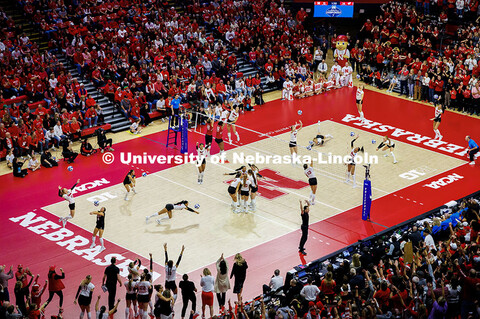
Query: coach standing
[
  {"left": 299, "top": 200, "right": 310, "bottom": 256},
  {"left": 102, "top": 257, "right": 122, "bottom": 310},
  {"left": 170, "top": 94, "right": 181, "bottom": 128},
  {"left": 466, "top": 136, "right": 479, "bottom": 165}
]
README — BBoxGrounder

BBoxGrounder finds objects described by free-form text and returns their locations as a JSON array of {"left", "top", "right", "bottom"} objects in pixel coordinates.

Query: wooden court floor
[{"left": 43, "top": 120, "right": 463, "bottom": 273}]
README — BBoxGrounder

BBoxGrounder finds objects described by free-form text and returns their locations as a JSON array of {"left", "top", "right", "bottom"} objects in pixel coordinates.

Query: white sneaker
[
  {"left": 62, "top": 218, "right": 67, "bottom": 228},
  {"left": 393, "top": 160, "right": 398, "bottom": 164},
  {"left": 90, "top": 242, "right": 95, "bottom": 249},
  {"left": 100, "top": 246, "right": 106, "bottom": 252},
  {"left": 310, "top": 200, "right": 315, "bottom": 205},
  {"left": 469, "top": 161, "right": 475, "bottom": 165},
  {"left": 145, "top": 216, "right": 150, "bottom": 224},
  {"left": 344, "top": 179, "right": 350, "bottom": 184},
  {"left": 384, "top": 154, "right": 389, "bottom": 157},
  {"left": 437, "top": 135, "right": 443, "bottom": 141},
  {"left": 132, "top": 189, "right": 137, "bottom": 194},
  {"left": 156, "top": 219, "right": 162, "bottom": 225}
]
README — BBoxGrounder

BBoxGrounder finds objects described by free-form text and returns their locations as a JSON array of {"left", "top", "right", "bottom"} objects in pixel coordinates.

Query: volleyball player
[
  {"left": 58, "top": 178, "right": 80, "bottom": 228},
  {"left": 303, "top": 162, "right": 317, "bottom": 205},
  {"left": 227, "top": 106, "right": 240, "bottom": 144},
  {"left": 376, "top": 136, "right": 398, "bottom": 164},
  {"left": 432, "top": 103, "right": 444, "bottom": 140},
  {"left": 124, "top": 274, "right": 138, "bottom": 319},
  {"left": 345, "top": 135, "right": 364, "bottom": 188},
  {"left": 73, "top": 275, "right": 95, "bottom": 319},
  {"left": 248, "top": 166, "right": 261, "bottom": 211},
  {"left": 215, "top": 121, "right": 226, "bottom": 155},
  {"left": 136, "top": 274, "right": 152, "bottom": 319},
  {"left": 289, "top": 121, "right": 303, "bottom": 165},
  {"left": 164, "top": 243, "right": 185, "bottom": 301},
  {"left": 89, "top": 207, "right": 106, "bottom": 251},
  {"left": 227, "top": 172, "right": 243, "bottom": 212},
  {"left": 311, "top": 121, "right": 333, "bottom": 146},
  {"left": 205, "top": 118, "right": 214, "bottom": 146},
  {"left": 356, "top": 85, "right": 365, "bottom": 123},
  {"left": 239, "top": 173, "right": 251, "bottom": 213},
  {"left": 196, "top": 142, "right": 210, "bottom": 184},
  {"left": 224, "top": 165, "right": 247, "bottom": 176},
  {"left": 124, "top": 170, "right": 136, "bottom": 201},
  {"left": 145, "top": 201, "right": 200, "bottom": 225}
]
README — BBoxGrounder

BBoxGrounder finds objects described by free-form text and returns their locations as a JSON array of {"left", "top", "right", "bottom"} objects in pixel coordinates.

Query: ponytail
[
  {"left": 174, "top": 200, "right": 188, "bottom": 206},
  {"left": 98, "top": 306, "right": 106, "bottom": 319}
]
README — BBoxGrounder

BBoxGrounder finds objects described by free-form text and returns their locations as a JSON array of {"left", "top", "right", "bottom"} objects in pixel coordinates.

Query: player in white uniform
[
  {"left": 303, "top": 162, "right": 317, "bottom": 205},
  {"left": 341, "top": 62, "right": 353, "bottom": 87},
  {"left": 432, "top": 104, "right": 444, "bottom": 140},
  {"left": 356, "top": 85, "right": 365, "bottom": 123},
  {"left": 345, "top": 135, "right": 364, "bottom": 188},
  {"left": 145, "top": 200, "right": 200, "bottom": 224},
  {"left": 220, "top": 108, "right": 230, "bottom": 123},
  {"left": 282, "top": 77, "right": 294, "bottom": 100},
  {"left": 227, "top": 106, "right": 240, "bottom": 143},
  {"left": 74, "top": 275, "right": 95, "bottom": 319},
  {"left": 58, "top": 178, "right": 80, "bottom": 228},
  {"left": 239, "top": 173, "right": 251, "bottom": 213},
  {"left": 196, "top": 142, "right": 211, "bottom": 184},
  {"left": 309, "top": 121, "right": 333, "bottom": 147},
  {"left": 289, "top": 121, "right": 303, "bottom": 165},
  {"left": 164, "top": 243, "right": 184, "bottom": 300},
  {"left": 376, "top": 136, "right": 397, "bottom": 164},
  {"left": 330, "top": 61, "right": 342, "bottom": 87},
  {"left": 124, "top": 274, "right": 138, "bottom": 319},
  {"left": 226, "top": 171, "right": 243, "bottom": 212},
  {"left": 136, "top": 274, "right": 152, "bottom": 319}
]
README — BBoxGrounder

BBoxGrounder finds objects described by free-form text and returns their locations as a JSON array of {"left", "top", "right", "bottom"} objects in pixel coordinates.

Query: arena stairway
[
  {"left": 0, "top": 0, "right": 49, "bottom": 52},
  {"left": 55, "top": 55, "right": 132, "bottom": 133}
]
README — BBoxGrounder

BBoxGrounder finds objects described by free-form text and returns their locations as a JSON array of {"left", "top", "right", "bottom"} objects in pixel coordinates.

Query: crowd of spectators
[
  {"left": 2, "top": 192, "right": 480, "bottom": 318},
  {"left": 354, "top": 0, "right": 480, "bottom": 116}
]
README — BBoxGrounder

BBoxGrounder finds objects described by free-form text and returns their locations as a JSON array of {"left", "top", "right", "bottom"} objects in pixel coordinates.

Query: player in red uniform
[
  {"left": 205, "top": 118, "right": 214, "bottom": 146},
  {"left": 215, "top": 121, "right": 225, "bottom": 155}
]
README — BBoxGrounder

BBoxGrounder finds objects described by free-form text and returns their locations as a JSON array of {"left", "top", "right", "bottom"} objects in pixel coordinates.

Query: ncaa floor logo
[{"left": 423, "top": 173, "right": 464, "bottom": 189}]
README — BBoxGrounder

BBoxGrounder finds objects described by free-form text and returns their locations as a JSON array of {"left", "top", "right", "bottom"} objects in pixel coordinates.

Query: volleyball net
[{"left": 187, "top": 110, "right": 376, "bottom": 185}]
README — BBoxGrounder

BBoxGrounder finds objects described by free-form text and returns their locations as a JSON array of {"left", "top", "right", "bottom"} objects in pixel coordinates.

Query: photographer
[
  {"left": 96, "top": 128, "right": 114, "bottom": 153},
  {"left": 61, "top": 139, "right": 78, "bottom": 163}
]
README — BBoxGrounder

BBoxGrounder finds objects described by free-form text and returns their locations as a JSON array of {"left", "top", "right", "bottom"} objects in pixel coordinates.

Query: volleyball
[
  {"left": 142, "top": 172, "right": 147, "bottom": 177},
  {"left": 194, "top": 204, "right": 200, "bottom": 209},
  {"left": 67, "top": 166, "right": 73, "bottom": 171},
  {"left": 356, "top": 74, "right": 360, "bottom": 79},
  {"left": 434, "top": 94, "right": 439, "bottom": 100},
  {"left": 297, "top": 110, "right": 302, "bottom": 115},
  {"left": 306, "top": 145, "right": 312, "bottom": 150},
  {"left": 94, "top": 201, "right": 100, "bottom": 206},
  {"left": 372, "top": 139, "right": 376, "bottom": 144},
  {"left": 350, "top": 132, "right": 355, "bottom": 137}
]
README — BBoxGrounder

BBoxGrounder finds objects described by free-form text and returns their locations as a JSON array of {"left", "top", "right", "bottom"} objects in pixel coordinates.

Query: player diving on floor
[{"left": 145, "top": 201, "right": 200, "bottom": 225}]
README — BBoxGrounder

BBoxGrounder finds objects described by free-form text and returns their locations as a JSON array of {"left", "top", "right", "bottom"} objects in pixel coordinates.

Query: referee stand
[{"left": 166, "top": 114, "right": 189, "bottom": 154}]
